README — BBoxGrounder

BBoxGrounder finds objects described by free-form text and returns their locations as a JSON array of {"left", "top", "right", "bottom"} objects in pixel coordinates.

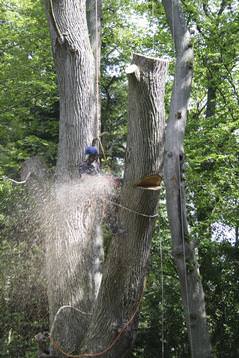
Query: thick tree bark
[
  {"left": 45, "top": 0, "right": 97, "bottom": 179},
  {"left": 43, "top": 2, "right": 104, "bottom": 355},
  {"left": 44, "top": 3, "right": 168, "bottom": 357},
  {"left": 80, "top": 54, "right": 168, "bottom": 357},
  {"left": 162, "top": 1, "right": 212, "bottom": 357}
]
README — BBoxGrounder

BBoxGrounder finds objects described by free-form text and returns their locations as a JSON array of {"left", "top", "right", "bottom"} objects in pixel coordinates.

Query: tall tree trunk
[
  {"left": 44, "top": 2, "right": 169, "bottom": 357},
  {"left": 80, "top": 54, "right": 168, "bottom": 358},
  {"left": 162, "top": 1, "right": 212, "bottom": 357},
  {"left": 43, "top": 1, "right": 104, "bottom": 355},
  {"left": 45, "top": 0, "right": 97, "bottom": 179}
]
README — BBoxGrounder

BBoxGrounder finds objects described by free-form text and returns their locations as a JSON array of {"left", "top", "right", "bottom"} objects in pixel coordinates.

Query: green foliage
[
  {"left": 0, "top": 181, "right": 48, "bottom": 356},
  {"left": 101, "top": 0, "right": 173, "bottom": 172},
  {"left": 0, "top": 4, "right": 56, "bottom": 350},
  {"left": 133, "top": 203, "right": 189, "bottom": 358},
  {"left": 200, "top": 239, "right": 239, "bottom": 357},
  {"left": 0, "top": 0, "right": 58, "bottom": 177},
  {"left": 0, "top": 0, "right": 238, "bottom": 356}
]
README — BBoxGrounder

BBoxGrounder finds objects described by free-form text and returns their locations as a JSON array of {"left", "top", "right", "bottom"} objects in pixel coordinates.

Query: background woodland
[{"left": 0, "top": 0, "right": 238, "bottom": 357}]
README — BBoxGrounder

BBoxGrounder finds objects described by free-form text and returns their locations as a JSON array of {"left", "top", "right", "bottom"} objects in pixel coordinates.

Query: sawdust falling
[{"left": 39, "top": 175, "right": 116, "bottom": 322}]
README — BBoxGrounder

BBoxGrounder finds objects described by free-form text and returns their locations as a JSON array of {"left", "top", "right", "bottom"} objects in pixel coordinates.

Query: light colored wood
[{"left": 162, "top": 1, "right": 211, "bottom": 357}]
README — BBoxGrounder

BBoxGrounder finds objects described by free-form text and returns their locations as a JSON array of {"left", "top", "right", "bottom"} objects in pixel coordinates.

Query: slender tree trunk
[
  {"left": 80, "top": 54, "right": 168, "bottom": 357},
  {"left": 86, "top": 0, "right": 102, "bottom": 141},
  {"left": 162, "top": 1, "right": 212, "bottom": 357},
  {"left": 205, "top": 69, "right": 217, "bottom": 118},
  {"left": 205, "top": 78, "right": 217, "bottom": 118}
]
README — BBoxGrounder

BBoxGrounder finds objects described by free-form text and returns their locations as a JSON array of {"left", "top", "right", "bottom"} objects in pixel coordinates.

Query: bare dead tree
[{"left": 162, "top": 0, "right": 212, "bottom": 357}]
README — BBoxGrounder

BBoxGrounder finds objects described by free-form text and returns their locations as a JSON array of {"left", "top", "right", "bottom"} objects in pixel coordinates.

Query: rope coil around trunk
[{"left": 49, "top": 286, "right": 145, "bottom": 358}]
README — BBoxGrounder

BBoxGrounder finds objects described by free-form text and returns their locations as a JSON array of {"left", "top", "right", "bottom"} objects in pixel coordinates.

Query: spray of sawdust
[
  {"left": 39, "top": 175, "right": 115, "bottom": 323},
  {"left": 1, "top": 173, "right": 117, "bottom": 355}
]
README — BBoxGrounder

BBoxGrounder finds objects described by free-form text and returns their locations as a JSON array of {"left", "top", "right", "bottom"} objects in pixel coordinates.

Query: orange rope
[{"left": 49, "top": 286, "right": 144, "bottom": 357}]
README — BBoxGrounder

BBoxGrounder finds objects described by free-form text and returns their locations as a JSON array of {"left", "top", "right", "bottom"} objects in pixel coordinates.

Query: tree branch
[
  {"left": 218, "top": 0, "right": 228, "bottom": 15},
  {"left": 202, "top": 2, "right": 210, "bottom": 17},
  {"left": 223, "top": 63, "right": 239, "bottom": 105},
  {"left": 49, "top": 0, "right": 64, "bottom": 44}
]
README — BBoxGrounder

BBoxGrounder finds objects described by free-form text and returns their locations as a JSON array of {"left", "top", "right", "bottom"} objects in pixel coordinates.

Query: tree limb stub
[
  {"left": 125, "top": 64, "right": 140, "bottom": 81},
  {"left": 133, "top": 174, "right": 162, "bottom": 190}
]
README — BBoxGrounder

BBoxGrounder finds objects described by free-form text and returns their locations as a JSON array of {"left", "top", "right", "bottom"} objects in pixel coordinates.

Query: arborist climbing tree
[{"left": 79, "top": 146, "right": 100, "bottom": 176}]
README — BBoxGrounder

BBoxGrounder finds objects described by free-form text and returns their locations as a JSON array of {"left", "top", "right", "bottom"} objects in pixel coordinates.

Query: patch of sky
[
  {"left": 233, "top": 129, "right": 239, "bottom": 143},
  {"left": 212, "top": 222, "right": 237, "bottom": 244}
]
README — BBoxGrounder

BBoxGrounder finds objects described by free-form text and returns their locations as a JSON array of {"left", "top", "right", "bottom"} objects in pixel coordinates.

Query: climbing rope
[
  {"left": 171, "top": 0, "right": 194, "bottom": 355},
  {"left": 98, "top": 136, "right": 106, "bottom": 161},
  {"left": 3, "top": 173, "right": 158, "bottom": 219},
  {"left": 49, "top": 285, "right": 145, "bottom": 358},
  {"left": 107, "top": 199, "right": 158, "bottom": 219},
  {"left": 2, "top": 172, "right": 31, "bottom": 185},
  {"left": 159, "top": 217, "right": 165, "bottom": 357},
  {"left": 50, "top": 306, "right": 92, "bottom": 337}
]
